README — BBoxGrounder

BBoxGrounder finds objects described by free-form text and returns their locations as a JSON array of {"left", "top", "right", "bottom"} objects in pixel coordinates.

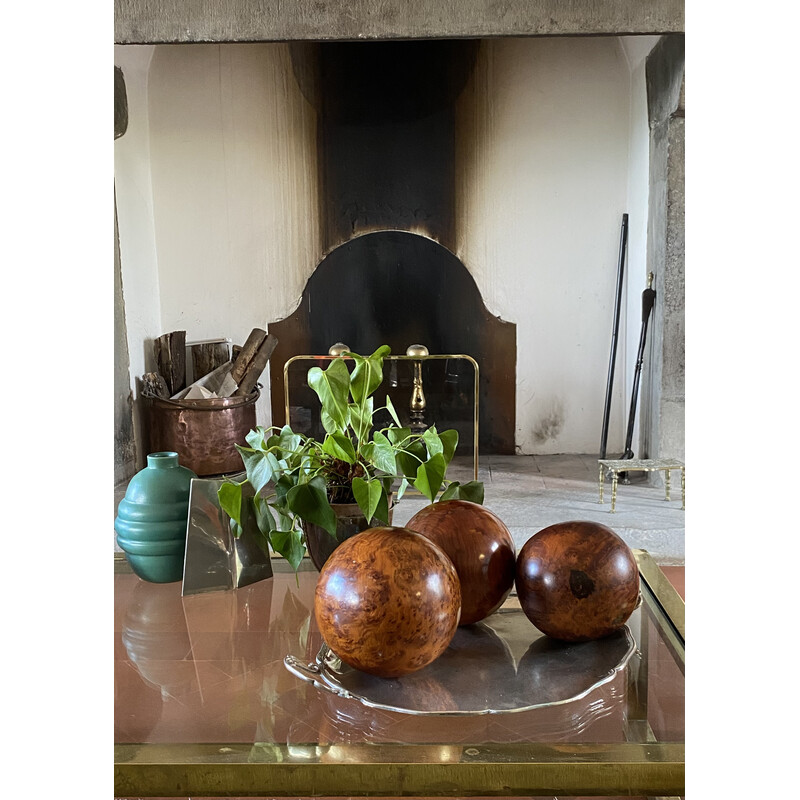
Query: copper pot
[{"left": 143, "top": 389, "right": 258, "bottom": 477}]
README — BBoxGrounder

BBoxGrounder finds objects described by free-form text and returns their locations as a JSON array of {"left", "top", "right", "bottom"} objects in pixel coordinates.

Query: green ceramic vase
[{"left": 115, "top": 451, "right": 197, "bottom": 583}]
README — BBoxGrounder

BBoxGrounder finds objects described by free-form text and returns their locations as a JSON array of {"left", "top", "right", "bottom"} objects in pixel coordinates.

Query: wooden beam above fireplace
[{"left": 114, "top": 0, "right": 684, "bottom": 45}]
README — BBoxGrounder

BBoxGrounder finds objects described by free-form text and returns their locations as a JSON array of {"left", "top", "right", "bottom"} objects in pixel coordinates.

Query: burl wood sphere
[
  {"left": 407, "top": 500, "right": 516, "bottom": 625},
  {"left": 515, "top": 520, "right": 639, "bottom": 642},
  {"left": 314, "top": 526, "right": 462, "bottom": 678}
]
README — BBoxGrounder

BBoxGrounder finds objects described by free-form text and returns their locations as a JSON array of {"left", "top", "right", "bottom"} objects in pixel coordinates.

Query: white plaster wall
[
  {"left": 455, "top": 37, "right": 645, "bottom": 454},
  {"left": 114, "top": 45, "right": 161, "bottom": 464},
  {"left": 146, "top": 43, "right": 320, "bottom": 427}
]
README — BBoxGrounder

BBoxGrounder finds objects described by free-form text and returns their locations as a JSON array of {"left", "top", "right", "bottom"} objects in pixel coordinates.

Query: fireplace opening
[
  {"left": 269, "top": 230, "right": 516, "bottom": 454},
  {"left": 270, "top": 40, "right": 515, "bottom": 453}
]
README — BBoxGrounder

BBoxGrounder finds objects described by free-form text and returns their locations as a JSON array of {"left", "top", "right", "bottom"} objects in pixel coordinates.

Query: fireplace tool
[
  {"left": 619, "top": 273, "right": 656, "bottom": 481},
  {"left": 599, "top": 213, "right": 629, "bottom": 461}
]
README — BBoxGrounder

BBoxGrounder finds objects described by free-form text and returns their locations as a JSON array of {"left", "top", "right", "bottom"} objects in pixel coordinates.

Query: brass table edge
[
  {"left": 633, "top": 549, "right": 685, "bottom": 642},
  {"left": 115, "top": 742, "right": 685, "bottom": 797}
]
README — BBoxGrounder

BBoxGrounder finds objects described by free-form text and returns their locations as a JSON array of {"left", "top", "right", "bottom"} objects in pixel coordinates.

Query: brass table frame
[
  {"left": 114, "top": 550, "right": 685, "bottom": 797},
  {"left": 283, "top": 353, "right": 480, "bottom": 482},
  {"left": 598, "top": 458, "right": 686, "bottom": 513}
]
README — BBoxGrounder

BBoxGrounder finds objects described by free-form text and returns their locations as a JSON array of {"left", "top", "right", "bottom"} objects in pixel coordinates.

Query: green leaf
[
  {"left": 277, "top": 425, "right": 301, "bottom": 455},
  {"left": 397, "top": 439, "right": 426, "bottom": 478},
  {"left": 349, "top": 345, "right": 390, "bottom": 402},
  {"left": 371, "top": 430, "right": 397, "bottom": 474},
  {"left": 422, "top": 427, "right": 444, "bottom": 458},
  {"left": 352, "top": 476, "right": 381, "bottom": 522},
  {"left": 452, "top": 480, "right": 485, "bottom": 504},
  {"left": 321, "top": 433, "right": 356, "bottom": 464},
  {"left": 286, "top": 475, "right": 337, "bottom": 536},
  {"left": 253, "top": 494, "right": 276, "bottom": 533},
  {"left": 438, "top": 429, "right": 459, "bottom": 466},
  {"left": 386, "top": 426, "right": 411, "bottom": 446},
  {"left": 373, "top": 486, "right": 390, "bottom": 525},
  {"left": 245, "top": 426, "right": 269, "bottom": 450},
  {"left": 308, "top": 358, "right": 351, "bottom": 434},
  {"left": 439, "top": 481, "right": 460, "bottom": 502},
  {"left": 236, "top": 446, "right": 272, "bottom": 495},
  {"left": 396, "top": 476, "right": 410, "bottom": 501},
  {"left": 385, "top": 394, "right": 401, "bottom": 426},
  {"left": 269, "top": 528, "right": 306, "bottom": 571},
  {"left": 218, "top": 481, "right": 243, "bottom": 526},
  {"left": 348, "top": 398, "right": 374, "bottom": 445},
  {"left": 413, "top": 452, "right": 447, "bottom": 503}
]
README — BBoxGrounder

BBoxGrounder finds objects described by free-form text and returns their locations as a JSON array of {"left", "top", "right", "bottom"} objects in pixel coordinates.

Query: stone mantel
[{"left": 114, "top": 0, "right": 684, "bottom": 44}]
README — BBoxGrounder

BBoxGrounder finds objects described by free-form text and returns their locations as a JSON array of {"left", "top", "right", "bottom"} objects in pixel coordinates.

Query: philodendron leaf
[
  {"left": 438, "top": 429, "right": 459, "bottom": 466},
  {"left": 349, "top": 345, "right": 390, "bottom": 402},
  {"left": 236, "top": 446, "right": 272, "bottom": 495},
  {"left": 321, "top": 433, "right": 356, "bottom": 464},
  {"left": 397, "top": 439, "right": 426, "bottom": 478},
  {"left": 373, "top": 486, "right": 390, "bottom": 525},
  {"left": 308, "top": 357, "right": 351, "bottom": 434},
  {"left": 422, "top": 427, "right": 444, "bottom": 458},
  {"left": 371, "top": 430, "right": 397, "bottom": 474},
  {"left": 245, "top": 426, "right": 269, "bottom": 450},
  {"left": 438, "top": 481, "right": 460, "bottom": 502},
  {"left": 218, "top": 481, "right": 244, "bottom": 526},
  {"left": 396, "top": 476, "right": 410, "bottom": 501},
  {"left": 453, "top": 480, "right": 485, "bottom": 504},
  {"left": 385, "top": 394, "right": 401, "bottom": 426},
  {"left": 269, "top": 528, "right": 306, "bottom": 572},
  {"left": 277, "top": 425, "right": 301, "bottom": 455},
  {"left": 413, "top": 452, "right": 446, "bottom": 503},
  {"left": 286, "top": 476, "right": 337, "bottom": 536},
  {"left": 352, "top": 476, "right": 381, "bottom": 523},
  {"left": 253, "top": 495, "right": 276, "bottom": 535},
  {"left": 348, "top": 398, "right": 374, "bottom": 445}
]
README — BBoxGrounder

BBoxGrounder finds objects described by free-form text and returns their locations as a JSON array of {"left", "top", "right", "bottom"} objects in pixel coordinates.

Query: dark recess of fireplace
[{"left": 269, "top": 40, "right": 516, "bottom": 454}]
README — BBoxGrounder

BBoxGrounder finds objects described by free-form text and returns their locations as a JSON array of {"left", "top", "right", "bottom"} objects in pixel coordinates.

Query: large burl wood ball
[
  {"left": 515, "top": 520, "right": 639, "bottom": 642},
  {"left": 314, "top": 526, "right": 461, "bottom": 678},
  {"left": 407, "top": 500, "right": 516, "bottom": 625}
]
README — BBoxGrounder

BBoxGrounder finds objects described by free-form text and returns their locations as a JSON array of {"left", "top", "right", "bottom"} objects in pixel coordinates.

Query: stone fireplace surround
[{"left": 113, "top": 1, "right": 684, "bottom": 481}]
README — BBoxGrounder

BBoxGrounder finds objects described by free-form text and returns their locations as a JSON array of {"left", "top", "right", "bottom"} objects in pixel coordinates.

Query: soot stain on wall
[{"left": 533, "top": 401, "right": 565, "bottom": 444}]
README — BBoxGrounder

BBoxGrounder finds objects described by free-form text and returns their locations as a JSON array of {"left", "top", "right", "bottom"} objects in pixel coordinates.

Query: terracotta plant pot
[{"left": 302, "top": 496, "right": 394, "bottom": 571}]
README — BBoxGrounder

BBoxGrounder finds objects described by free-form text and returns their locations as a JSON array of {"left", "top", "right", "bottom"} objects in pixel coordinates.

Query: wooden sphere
[
  {"left": 515, "top": 520, "right": 639, "bottom": 642},
  {"left": 314, "top": 526, "right": 461, "bottom": 677},
  {"left": 407, "top": 500, "right": 516, "bottom": 625}
]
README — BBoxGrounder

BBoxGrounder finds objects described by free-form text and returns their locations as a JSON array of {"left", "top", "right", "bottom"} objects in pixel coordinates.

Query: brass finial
[
  {"left": 328, "top": 342, "right": 350, "bottom": 357},
  {"left": 406, "top": 344, "right": 429, "bottom": 358}
]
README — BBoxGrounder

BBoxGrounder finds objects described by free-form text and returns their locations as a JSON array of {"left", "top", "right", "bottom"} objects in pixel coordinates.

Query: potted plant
[{"left": 217, "top": 345, "right": 483, "bottom": 570}]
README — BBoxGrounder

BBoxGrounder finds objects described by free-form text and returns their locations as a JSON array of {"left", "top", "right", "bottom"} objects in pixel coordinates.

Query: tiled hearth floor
[{"left": 114, "top": 453, "right": 685, "bottom": 593}]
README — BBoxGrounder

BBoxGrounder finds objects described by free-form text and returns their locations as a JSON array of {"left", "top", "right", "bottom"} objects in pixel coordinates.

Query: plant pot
[
  {"left": 302, "top": 497, "right": 394, "bottom": 571},
  {"left": 115, "top": 451, "right": 198, "bottom": 583}
]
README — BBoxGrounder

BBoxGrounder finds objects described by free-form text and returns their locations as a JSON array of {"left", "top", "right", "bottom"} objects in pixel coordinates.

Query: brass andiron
[{"left": 406, "top": 343, "right": 429, "bottom": 433}]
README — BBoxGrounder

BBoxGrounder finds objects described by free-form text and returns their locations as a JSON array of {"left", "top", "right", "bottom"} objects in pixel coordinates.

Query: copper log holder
[
  {"left": 283, "top": 354, "right": 479, "bottom": 482},
  {"left": 143, "top": 388, "right": 260, "bottom": 477}
]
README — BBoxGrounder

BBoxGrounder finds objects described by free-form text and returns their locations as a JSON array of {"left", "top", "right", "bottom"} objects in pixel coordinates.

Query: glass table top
[{"left": 114, "top": 550, "right": 684, "bottom": 798}]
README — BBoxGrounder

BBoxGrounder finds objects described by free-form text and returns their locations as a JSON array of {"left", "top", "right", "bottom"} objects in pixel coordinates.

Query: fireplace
[
  {"left": 113, "top": 3, "right": 684, "bottom": 478},
  {"left": 268, "top": 40, "right": 515, "bottom": 453}
]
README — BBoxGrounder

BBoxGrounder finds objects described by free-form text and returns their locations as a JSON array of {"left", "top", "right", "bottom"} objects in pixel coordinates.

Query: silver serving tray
[{"left": 284, "top": 606, "right": 636, "bottom": 716}]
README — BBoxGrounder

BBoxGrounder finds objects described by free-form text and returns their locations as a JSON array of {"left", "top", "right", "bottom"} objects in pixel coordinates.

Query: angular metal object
[{"left": 182, "top": 475, "right": 273, "bottom": 596}]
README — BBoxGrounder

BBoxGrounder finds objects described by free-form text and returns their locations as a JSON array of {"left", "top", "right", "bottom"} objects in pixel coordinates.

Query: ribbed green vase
[{"left": 115, "top": 451, "right": 197, "bottom": 583}]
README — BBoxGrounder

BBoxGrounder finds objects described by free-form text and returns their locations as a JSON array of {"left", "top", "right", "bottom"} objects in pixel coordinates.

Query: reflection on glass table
[{"left": 114, "top": 549, "right": 684, "bottom": 798}]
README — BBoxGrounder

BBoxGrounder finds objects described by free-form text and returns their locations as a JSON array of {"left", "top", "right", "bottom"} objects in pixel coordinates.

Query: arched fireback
[{"left": 268, "top": 230, "right": 516, "bottom": 454}]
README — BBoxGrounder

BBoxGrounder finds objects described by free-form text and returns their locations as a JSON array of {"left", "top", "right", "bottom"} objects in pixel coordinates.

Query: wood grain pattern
[
  {"left": 515, "top": 520, "right": 639, "bottom": 642},
  {"left": 407, "top": 500, "right": 516, "bottom": 625},
  {"left": 314, "top": 527, "right": 461, "bottom": 678}
]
